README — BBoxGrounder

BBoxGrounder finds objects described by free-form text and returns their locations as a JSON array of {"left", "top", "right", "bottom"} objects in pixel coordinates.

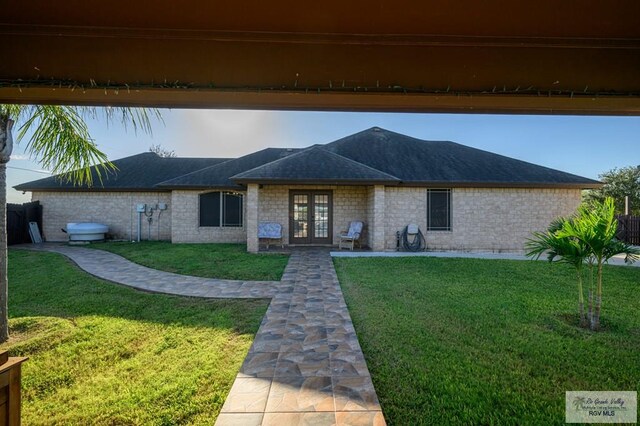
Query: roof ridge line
[
  {"left": 157, "top": 147, "right": 302, "bottom": 187},
  {"left": 155, "top": 156, "right": 238, "bottom": 187},
  {"left": 443, "top": 142, "right": 602, "bottom": 183},
  {"left": 312, "top": 146, "right": 402, "bottom": 180},
  {"left": 230, "top": 145, "right": 401, "bottom": 181},
  {"left": 156, "top": 148, "right": 279, "bottom": 186},
  {"left": 227, "top": 146, "right": 314, "bottom": 179}
]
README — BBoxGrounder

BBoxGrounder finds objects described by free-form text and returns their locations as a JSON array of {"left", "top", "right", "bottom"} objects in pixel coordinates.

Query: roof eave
[
  {"left": 397, "top": 181, "right": 603, "bottom": 189},
  {"left": 14, "top": 186, "right": 172, "bottom": 192},
  {"left": 156, "top": 184, "right": 245, "bottom": 191},
  {"left": 232, "top": 178, "right": 401, "bottom": 186}
]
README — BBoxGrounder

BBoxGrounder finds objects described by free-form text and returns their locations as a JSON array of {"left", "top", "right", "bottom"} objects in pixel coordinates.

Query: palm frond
[
  {"left": 561, "top": 198, "right": 633, "bottom": 263},
  {"left": 526, "top": 217, "right": 590, "bottom": 269},
  {"left": 82, "top": 106, "right": 164, "bottom": 135},
  {"left": 0, "top": 105, "right": 26, "bottom": 121},
  {"left": 2, "top": 104, "right": 161, "bottom": 187},
  {"left": 16, "top": 106, "right": 114, "bottom": 186}
]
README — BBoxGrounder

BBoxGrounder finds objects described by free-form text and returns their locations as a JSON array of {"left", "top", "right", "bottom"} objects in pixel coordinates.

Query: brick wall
[
  {"left": 170, "top": 190, "right": 247, "bottom": 243},
  {"left": 384, "top": 187, "right": 428, "bottom": 250},
  {"left": 246, "top": 184, "right": 259, "bottom": 252},
  {"left": 32, "top": 191, "right": 172, "bottom": 242},
  {"left": 33, "top": 186, "right": 582, "bottom": 250},
  {"left": 366, "top": 187, "right": 375, "bottom": 247},
  {"left": 384, "top": 187, "right": 582, "bottom": 252},
  {"left": 333, "top": 186, "right": 369, "bottom": 245},
  {"left": 369, "top": 185, "right": 386, "bottom": 250},
  {"left": 259, "top": 185, "right": 368, "bottom": 245}
]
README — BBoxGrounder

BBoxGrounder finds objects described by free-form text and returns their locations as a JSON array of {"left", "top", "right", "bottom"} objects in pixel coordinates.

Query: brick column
[
  {"left": 371, "top": 185, "right": 386, "bottom": 251},
  {"left": 246, "top": 184, "right": 259, "bottom": 253}
]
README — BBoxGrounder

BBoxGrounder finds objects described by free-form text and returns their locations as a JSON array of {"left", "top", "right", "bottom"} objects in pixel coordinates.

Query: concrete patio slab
[{"left": 331, "top": 249, "right": 640, "bottom": 267}]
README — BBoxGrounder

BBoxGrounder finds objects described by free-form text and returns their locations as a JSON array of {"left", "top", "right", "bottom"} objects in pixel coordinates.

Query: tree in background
[
  {"left": 149, "top": 144, "right": 176, "bottom": 158},
  {"left": 585, "top": 165, "right": 640, "bottom": 215},
  {"left": 0, "top": 105, "right": 161, "bottom": 343}
]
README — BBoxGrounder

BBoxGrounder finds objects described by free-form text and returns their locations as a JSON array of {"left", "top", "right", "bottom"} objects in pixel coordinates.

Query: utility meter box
[
  {"left": 136, "top": 204, "right": 146, "bottom": 213},
  {"left": 407, "top": 223, "right": 419, "bottom": 234}
]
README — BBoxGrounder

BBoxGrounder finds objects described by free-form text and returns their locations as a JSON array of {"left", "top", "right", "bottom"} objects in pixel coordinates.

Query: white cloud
[{"left": 171, "top": 109, "right": 299, "bottom": 157}]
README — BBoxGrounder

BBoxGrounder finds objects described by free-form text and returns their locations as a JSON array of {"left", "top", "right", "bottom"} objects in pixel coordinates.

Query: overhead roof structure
[
  {"left": 15, "top": 128, "right": 601, "bottom": 192},
  {"left": 1, "top": 1, "right": 639, "bottom": 114}
]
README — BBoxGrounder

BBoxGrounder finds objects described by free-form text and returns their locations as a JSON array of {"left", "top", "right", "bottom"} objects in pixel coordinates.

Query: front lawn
[
  {"left": 3, "top": 250, "right": 269, "bottom": 425},
  {"left": 91, "top": 242, "right": 289, "bottom": 281},
  {"left": 334, "top": 257, "right": 640, "bottom": 425}
]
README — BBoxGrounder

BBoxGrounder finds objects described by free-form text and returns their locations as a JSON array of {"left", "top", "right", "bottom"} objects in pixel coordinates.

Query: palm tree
[
  {"left": 558, "top": 198, "right": 640, "bottom": 331},
  {"left": 526, "top": 217, "right": 591, "bottom": 327},
  {"left": 0, "top": 105, "right": 160, "bottom": 342}
]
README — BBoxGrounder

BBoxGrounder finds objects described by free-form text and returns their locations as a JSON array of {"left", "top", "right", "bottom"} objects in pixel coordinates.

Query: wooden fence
[
  {"left": 617, "top": 215, "right": 640, "bottom": 246},
  {"left": 6, "top": 201, "right": 43, "bottom": 245}
]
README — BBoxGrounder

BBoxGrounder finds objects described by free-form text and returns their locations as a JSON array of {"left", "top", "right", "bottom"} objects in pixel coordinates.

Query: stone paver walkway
[
  {"left": 21, "top": 244, "right": 385, "bottom": 425},
  {"left": 217, "top": 249, "right": 384, "bottom": 426},
  {"left": 23, "top": 244, "right": 283, "bottom": 298}
]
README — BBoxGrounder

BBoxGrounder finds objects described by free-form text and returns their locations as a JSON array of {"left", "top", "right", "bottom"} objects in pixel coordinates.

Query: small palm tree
[
  {"left": 558, "top": 198, "right": 640, "bottom": 331},
  {"left": 526, "top": 217, "right": 591, "bottom": 327},
  {"left": 0, "top": 105, "right": 160, "bottom": 342}
]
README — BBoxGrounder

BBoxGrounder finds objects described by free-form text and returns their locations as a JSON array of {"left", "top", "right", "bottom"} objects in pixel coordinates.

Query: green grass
[
  {"left": 334, "top": 257, "right": 640, "bottom": 425},
  {"left": 90, "top": 241, "right": 289, "bottom": 281},
  {"left": 3, "top": 250, "right": 269, "bottom": 425}
]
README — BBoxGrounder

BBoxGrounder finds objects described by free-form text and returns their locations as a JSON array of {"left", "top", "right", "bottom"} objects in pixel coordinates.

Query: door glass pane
[
  {"left": 314, "top": 194, "right": 329, "bottom": 238},
  {"left": 293, "top": 194, "right": 308, "bottom": 238}
]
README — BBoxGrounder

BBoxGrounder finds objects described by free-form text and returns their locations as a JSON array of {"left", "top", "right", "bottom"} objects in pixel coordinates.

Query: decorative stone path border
[{"left": 20, "top": 245, "right": 386, "bottom": 426}]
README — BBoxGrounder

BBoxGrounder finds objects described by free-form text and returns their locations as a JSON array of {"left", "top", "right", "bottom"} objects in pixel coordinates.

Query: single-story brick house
[{"left": 16, "top": 127, "right": 601, "bottom": 252}]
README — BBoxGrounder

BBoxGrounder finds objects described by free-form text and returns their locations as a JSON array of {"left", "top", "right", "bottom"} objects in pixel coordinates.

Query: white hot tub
[{"left": 66, "top": 223, "right": 109, "bottom": 241}]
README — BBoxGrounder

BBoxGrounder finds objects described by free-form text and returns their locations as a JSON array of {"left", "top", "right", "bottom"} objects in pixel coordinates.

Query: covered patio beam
[
  {"left": 2, "top": 1, "right": 639, "bottom": 114},
  {"left": 1, "top": 87, "right": 639, "bottom": 115}
]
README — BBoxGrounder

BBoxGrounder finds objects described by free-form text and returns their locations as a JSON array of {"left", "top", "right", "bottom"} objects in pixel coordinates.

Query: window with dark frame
[
  {"left": 427, "top": 189, "right": 451, "bottom": 231},
  {"left": 199, "top": 191, "right": 243, "bottom": 227}
]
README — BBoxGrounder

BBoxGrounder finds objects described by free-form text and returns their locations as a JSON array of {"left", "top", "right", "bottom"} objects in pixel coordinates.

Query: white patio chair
[{"left": 339, "top": 221, "right": 364, "bottom": 250}]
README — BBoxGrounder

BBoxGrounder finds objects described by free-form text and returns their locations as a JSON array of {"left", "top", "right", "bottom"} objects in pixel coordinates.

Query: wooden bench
[{"left": 258, "top": 222, "right": 283, "bottom": 250}]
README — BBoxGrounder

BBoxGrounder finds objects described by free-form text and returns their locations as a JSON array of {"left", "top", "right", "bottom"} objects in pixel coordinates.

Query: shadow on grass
[
  {"left": 8, "top": 249, "right": 269, "bottom": 335},
  {"left": 3, "top": 249, "right": 272, "bottom": 424}
]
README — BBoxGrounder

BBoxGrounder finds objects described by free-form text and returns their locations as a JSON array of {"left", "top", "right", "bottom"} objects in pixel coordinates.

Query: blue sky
[{"left": 8, "top": 109, "right": 640, "bottom": 203}]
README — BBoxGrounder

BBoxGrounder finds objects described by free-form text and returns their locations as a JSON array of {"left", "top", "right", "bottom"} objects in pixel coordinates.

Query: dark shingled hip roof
[
  {"left": 319, "top": 127, "right": 601, "bottom": 188},
  {"left": 15, "top": 127, "right": 601, "bottom": 192},
  {"left": 231, "top": 146, "right": 401, "bottom": 185},
  {"left": 14, "top": 152, "right": 229, "bottom": 191},
  {"left": 156, "top": 148, "right": 302, "bottom": 189}
]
